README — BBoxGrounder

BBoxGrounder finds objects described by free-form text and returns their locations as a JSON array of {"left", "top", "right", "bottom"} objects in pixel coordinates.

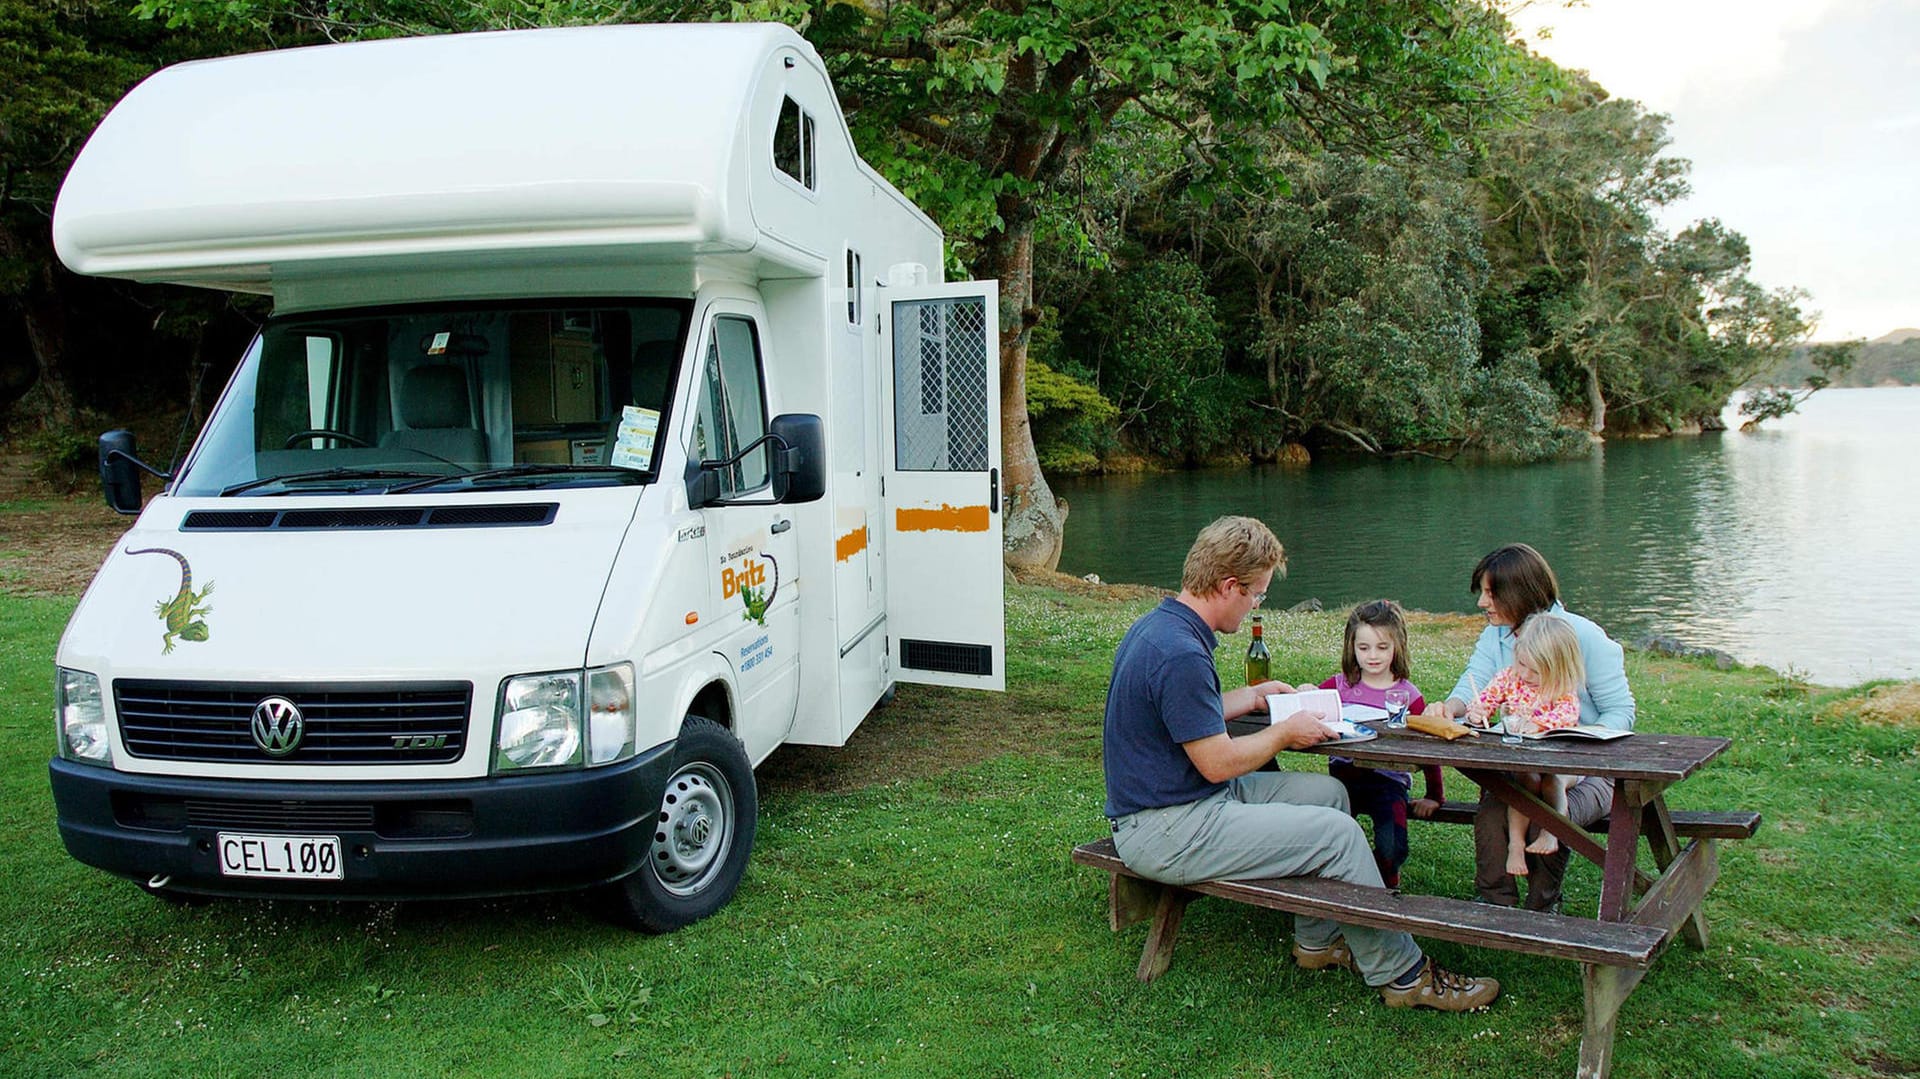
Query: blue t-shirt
[{"left": 1103, "top": 598, "right": 1229, "bottom": 818}]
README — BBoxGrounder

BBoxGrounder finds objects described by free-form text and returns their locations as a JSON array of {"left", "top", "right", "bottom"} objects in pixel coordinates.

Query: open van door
[{"left": 880, "top": 282, "right": 1005, "bottom": 691}]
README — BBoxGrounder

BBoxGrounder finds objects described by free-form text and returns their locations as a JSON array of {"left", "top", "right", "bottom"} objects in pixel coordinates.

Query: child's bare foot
[
  {"left": 1525, "top": 832, "right": 1560, "bottom": 856},
  {"left": 1506, "top": 850, "right": 1529, "bottom": 876}
]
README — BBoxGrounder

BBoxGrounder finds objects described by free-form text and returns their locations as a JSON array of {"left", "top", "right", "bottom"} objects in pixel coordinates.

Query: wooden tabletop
[{"left": 1228, "top": 720, "right": 1731, "bottom": 783}]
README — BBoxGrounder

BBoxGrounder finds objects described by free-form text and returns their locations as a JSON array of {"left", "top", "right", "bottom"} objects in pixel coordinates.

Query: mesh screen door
[{"left": 891, "top": 297, "right": 990, "bottom": 472}]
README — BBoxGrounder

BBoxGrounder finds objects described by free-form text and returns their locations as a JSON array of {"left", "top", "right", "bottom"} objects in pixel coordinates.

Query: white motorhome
[{"left": 48, "top": 23, "right": 1003, "bottom": 930}]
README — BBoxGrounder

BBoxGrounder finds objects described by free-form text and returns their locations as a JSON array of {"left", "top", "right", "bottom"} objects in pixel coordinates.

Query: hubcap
[{"left": 650, "top": 762, "right": 733, "bottom": 896}]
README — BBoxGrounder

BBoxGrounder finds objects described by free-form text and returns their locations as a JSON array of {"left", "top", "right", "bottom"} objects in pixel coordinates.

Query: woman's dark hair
[
  {"left": 1341, "top": 599, "right": 1411, "bottom": 685},
  {"left": 1470, "top": 543, "right": 1560, "bottom": 625}
]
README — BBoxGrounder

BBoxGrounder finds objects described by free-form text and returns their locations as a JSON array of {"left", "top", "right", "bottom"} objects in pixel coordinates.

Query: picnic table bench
[{"left": 1076, "top": 728, "right": 1758, "bottom": 1079}]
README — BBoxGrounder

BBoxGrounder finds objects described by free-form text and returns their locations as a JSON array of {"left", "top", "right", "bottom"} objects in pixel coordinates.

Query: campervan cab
[{"left": 48, "top": 24, "right": 1003, "bottom": 930}]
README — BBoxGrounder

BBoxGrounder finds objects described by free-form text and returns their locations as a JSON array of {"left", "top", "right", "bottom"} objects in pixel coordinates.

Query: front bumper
[{"left": 48, "top": 746, "right": 673, "bottom": 901}]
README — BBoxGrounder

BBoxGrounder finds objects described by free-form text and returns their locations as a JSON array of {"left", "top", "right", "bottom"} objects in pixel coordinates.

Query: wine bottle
[{"left": 1245, "top": 615, "right": 1271, "bottom": 685}]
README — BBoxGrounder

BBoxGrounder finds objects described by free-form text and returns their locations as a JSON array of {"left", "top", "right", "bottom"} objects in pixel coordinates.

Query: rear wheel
[{"left": 603, "top": 716, "right": 757, "bottom": 933}]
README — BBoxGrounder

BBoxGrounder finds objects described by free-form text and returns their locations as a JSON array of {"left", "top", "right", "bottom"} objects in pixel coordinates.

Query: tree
[{"left": 1738, "top": 339, "right": 1861, "bottom": 429}]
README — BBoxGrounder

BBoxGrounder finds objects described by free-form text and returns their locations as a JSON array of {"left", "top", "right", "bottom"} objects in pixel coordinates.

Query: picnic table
[{"left": 1073, "top": 723, "right": 1757, "bottom": 1079}]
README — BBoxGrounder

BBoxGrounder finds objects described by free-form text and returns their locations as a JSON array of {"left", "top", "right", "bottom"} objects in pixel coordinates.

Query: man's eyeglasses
[{"left": 1234, "top": 581, "right": 1268, "bottom": 605}]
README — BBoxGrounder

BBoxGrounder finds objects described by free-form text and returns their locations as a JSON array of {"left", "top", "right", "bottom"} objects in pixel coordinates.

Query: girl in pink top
[{"left": 1466, "top": 615, "right": 1585, "bottom": 877}]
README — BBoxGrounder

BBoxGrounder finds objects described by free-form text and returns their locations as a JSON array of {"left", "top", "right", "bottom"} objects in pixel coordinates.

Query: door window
[{"left": 691, "top": 316, "right": 770, "bottom": 497}]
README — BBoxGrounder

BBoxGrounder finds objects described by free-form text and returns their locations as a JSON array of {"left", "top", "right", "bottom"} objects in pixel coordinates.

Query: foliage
[
  {"left": 0, "top": 0, "right": 272, "bottom": 431},
  {"left": 1065, "top": 254, "right": 1232, "bottom": 462},
  {"left": 1738, "top": 339, "right": 1862, "bottom": 428},
  {"left": 1473, "top": 83, "right": 1815, "bottom": 435},
  {"left": 3, "top": 581, "right": 1917, "bottom": 1076},
  {"left": 1024, "top": 348, "right": 1118, "bottom": 476}
]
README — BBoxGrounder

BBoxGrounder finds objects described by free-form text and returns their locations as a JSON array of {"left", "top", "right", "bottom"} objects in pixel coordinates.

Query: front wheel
[{"left": 602, "top": 716, "right": 757, "bottom": 933}]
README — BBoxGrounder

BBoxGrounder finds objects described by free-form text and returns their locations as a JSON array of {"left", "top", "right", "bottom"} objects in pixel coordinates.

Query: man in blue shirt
[{"left": 1104, "top": 516, "right": 1499, "bottom": 1011}]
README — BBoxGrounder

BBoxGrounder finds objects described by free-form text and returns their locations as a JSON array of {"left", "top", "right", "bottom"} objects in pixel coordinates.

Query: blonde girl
[{"left": 1466, "top": 614, "right": 1585, "bottom": 876}]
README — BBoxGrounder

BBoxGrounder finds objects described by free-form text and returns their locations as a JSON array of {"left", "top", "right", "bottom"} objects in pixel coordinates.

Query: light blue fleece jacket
[{"left": 1446, "top": 603, "right": 1636, "bottom": 730}]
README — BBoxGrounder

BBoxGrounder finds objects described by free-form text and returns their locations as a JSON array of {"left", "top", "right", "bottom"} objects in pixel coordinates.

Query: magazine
[
  {"left": 1266, "top": 690, "right": 1378, "bottom": 743},
  {"left": 1518, "top": 724, "right": 1633, "bottom": 742}
]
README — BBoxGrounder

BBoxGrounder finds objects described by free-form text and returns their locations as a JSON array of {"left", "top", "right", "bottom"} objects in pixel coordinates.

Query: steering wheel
[{"left": 284, "top": 429, "right": 371, "bottom": 449}]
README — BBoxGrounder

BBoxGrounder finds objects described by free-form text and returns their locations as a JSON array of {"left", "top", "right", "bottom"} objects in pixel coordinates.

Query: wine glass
[{"left": 1383, "top": 688, "right": 1411, "bottom": 730}]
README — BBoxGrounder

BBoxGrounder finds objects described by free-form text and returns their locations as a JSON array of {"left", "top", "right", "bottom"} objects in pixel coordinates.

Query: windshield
[{"left": 174, "top": 301, "right": 691, "bottom": 497}]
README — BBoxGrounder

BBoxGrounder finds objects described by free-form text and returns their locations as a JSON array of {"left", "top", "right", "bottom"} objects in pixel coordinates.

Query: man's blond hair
[{"left": 1181, "top": 516, "right": 1286, "bottom": 596}]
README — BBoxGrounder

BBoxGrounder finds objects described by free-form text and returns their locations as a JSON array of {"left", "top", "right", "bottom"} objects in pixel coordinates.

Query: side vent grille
[
  {"left": 899, "top": 639, "right": 994, "bottom": 676},
  {"left": 182, "top": 504, "right": 558, "bottom": 531}
]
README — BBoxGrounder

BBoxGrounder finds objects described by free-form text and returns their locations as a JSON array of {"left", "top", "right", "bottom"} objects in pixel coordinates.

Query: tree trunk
[
  {"left": 1584, "top": 359, "right": 1607, "bottom": 434},
  {"left": 987, "top": 219, "right": 1066, "bottom": 572},
  {"left": 0, "top": 222, "right": 78, "bottom": 430}
]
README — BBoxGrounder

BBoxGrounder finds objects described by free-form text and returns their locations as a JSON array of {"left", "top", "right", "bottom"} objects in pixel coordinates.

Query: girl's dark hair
[
  {"left": 1470, "top": 543, "right": 1560, "bottom": 625},
  {"left": 1341, "top": 599, "right": 1411, "bottom": 685}
]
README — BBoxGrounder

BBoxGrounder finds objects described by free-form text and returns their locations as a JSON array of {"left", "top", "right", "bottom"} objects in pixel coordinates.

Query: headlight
[
  {"left": 586, "top": 663, "right": 636, "bottom": 766},
  {"left": 496, "top": 672, "right": 583, "bottom": 771},
  {"left": 495, "top": 663, "right": 638, "bottom": 772},
  {"left": 57, "top": 668, "right": 112, "bottom": 765}
]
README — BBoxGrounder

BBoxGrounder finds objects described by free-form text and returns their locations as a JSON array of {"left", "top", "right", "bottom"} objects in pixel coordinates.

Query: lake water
[{"left": 1055, "top": 386, "right": 1920, "bottom": 687}]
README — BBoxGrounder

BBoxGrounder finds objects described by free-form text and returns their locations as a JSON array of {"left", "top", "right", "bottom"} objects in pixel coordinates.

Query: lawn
[{"left": 2, "top": 582, "right": 1915, "bottom": 1078}]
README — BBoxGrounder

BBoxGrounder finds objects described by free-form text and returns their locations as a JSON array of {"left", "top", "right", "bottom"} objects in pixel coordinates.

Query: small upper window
[{"left": 775, "top": 96, "right": 815, "bottom": 191}]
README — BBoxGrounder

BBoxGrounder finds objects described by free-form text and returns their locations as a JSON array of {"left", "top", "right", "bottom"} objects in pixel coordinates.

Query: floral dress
[{"left": 1474, "top": 668, "right": 1580, "bottom": 733}]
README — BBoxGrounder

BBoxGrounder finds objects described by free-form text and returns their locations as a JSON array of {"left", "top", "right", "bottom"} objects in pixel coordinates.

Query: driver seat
[{"left": 382, "top": 365, "right": 488, "bottom": 464}]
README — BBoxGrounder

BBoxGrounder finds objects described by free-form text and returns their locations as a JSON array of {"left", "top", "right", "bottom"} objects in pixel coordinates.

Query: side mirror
[
  {"left": 98, "top": 430, "right": 144, "bottom": 515},
  {"left": 768, "top": 413, "right": 825, "bottom": 505},
  {"left": 685, "top": 461, "right": 723, "bottom": 510}
]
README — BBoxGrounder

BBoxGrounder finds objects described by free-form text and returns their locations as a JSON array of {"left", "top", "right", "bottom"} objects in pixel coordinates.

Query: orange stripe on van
[
  {"left": 894, "top": 504, "right": 991, "bottom": 533},
  {"left": 836, "top": 527, "right": 869, "bottom": 561}
]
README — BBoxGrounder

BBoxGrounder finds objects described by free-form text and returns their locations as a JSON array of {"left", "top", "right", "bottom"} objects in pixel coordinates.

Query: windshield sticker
[
  {"left": 427, "top": 331, "right": 451, "bottom": 355},
  {"left": 608, "top": 406, "right": 660, "bottom": 470},
  {"left": 722, "top": 552, "right": 779, "bottom": 626},
  {"left": 127, "top": 547, "right": 214, "bottom": 654}
]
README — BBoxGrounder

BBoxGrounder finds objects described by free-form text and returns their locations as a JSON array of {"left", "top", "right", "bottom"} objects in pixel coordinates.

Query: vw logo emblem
[{"left": 250, "top": 696, "right": 305, "bottom": 757}]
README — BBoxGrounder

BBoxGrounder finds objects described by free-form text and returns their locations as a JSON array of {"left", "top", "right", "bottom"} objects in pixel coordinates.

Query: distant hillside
[{"left": 1767, "top": 331, "right": 1920, "bottom": 387}]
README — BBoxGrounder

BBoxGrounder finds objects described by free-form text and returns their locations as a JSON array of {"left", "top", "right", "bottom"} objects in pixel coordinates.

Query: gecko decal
[
  {"left": 126, "top": 547, "right": 214, "bottom": 654},
  {"left": 733, "top": 552, "right": 779, "bottom": 627}
]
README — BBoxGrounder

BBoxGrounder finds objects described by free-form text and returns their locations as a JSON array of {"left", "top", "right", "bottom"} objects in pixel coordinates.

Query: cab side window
[{"left": 691, "top": 316, "right": 769, "bottom": 497}]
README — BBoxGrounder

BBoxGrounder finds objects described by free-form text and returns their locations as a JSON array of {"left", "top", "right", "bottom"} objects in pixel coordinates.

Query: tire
[{"left": 603, "top": 715, "right": 757, "bottom": 933}]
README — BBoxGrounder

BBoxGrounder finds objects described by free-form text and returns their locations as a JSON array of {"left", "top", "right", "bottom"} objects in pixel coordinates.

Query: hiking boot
[
  {"left": 1291, "top": 937, "right": 1354, "bottom": 972},
  {"left": 1379, "top": 962, "right": 1500, "bottom": 1011}
]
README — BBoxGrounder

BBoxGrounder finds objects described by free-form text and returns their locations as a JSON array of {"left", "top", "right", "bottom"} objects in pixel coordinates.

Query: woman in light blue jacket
[{"left": 1422, "top": 543, "right": 1635, "bottom": 911}]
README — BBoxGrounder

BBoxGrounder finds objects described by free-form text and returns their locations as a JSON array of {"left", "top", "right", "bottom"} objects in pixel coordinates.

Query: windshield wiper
[
  {"left": 220, "top": 468, "right": 451, "bottom": 496},
  {"left": 387, "top": 463, "right": 641, "bottom": 494}
]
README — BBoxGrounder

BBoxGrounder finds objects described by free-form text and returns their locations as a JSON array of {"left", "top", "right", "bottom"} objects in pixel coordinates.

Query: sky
[{"left": 1506, "top": 0, "right": 1920, "bottom": 341}]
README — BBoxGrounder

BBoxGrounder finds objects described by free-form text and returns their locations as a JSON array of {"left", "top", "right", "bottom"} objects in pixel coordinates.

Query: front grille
[
  {"left": 112, "top": 794, "right": 473, "bottom": 838},
  {"left": 113, "top": 679, "right": 471, "bottom": 764}
]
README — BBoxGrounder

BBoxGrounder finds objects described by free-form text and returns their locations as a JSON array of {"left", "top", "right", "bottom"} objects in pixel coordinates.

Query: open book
[
  {"left": 1265, "top": 690, "right": 1377, "bottom": 742},
  {"left": 1519, "top": 724, "right": 1633, "bottom": 742}
]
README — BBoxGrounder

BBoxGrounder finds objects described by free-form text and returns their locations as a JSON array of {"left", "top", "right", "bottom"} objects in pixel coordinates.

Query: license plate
[{"left": 216, "top": 832, "right": 344, "bottom": 880}]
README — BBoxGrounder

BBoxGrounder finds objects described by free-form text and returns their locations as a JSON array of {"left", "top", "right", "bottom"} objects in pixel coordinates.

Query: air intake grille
[
  {"left": 181, "top": 504, "right": 557, "bottom": 531},
  {"left": 113, "top": 679, "right": 471, "bottom": 764},
  {"left": 899, "top": 639, "right": 994, "bottom": 676}
]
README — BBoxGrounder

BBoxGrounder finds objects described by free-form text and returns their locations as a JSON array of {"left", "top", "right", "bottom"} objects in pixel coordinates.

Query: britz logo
[
  {"left": 393, "top": 735, "right": 448, "bottom": 750},
  {"left": 721, "top": 559, "right": 767, "bottom": 600}
]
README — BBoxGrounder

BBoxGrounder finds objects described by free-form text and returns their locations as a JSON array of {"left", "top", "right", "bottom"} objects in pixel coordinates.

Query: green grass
[{"left": 2, "top": 585, "right": 1915, "bottom": 1077}]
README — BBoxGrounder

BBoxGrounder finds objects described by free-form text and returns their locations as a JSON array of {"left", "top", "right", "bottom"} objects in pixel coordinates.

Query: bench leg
[
  {"left": 1579, "top": 963, "right": 1646, "bottom": 1079},
  {"left": 1642, "top": 801, "right": 1710, "bottom": 949},
  {"left": 1137, "top": 886, "right": 1193, "bottom": 983}
]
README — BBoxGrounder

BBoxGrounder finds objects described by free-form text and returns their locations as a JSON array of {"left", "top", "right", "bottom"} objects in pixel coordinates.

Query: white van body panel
[{"left": 46, "top": 23, "right": 1001, "bottom": 909}]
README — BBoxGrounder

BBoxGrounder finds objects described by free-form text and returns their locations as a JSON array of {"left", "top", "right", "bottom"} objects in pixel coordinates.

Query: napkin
[{"left": 1406, "top": 712, "right": 1475, "bottom": 741}]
